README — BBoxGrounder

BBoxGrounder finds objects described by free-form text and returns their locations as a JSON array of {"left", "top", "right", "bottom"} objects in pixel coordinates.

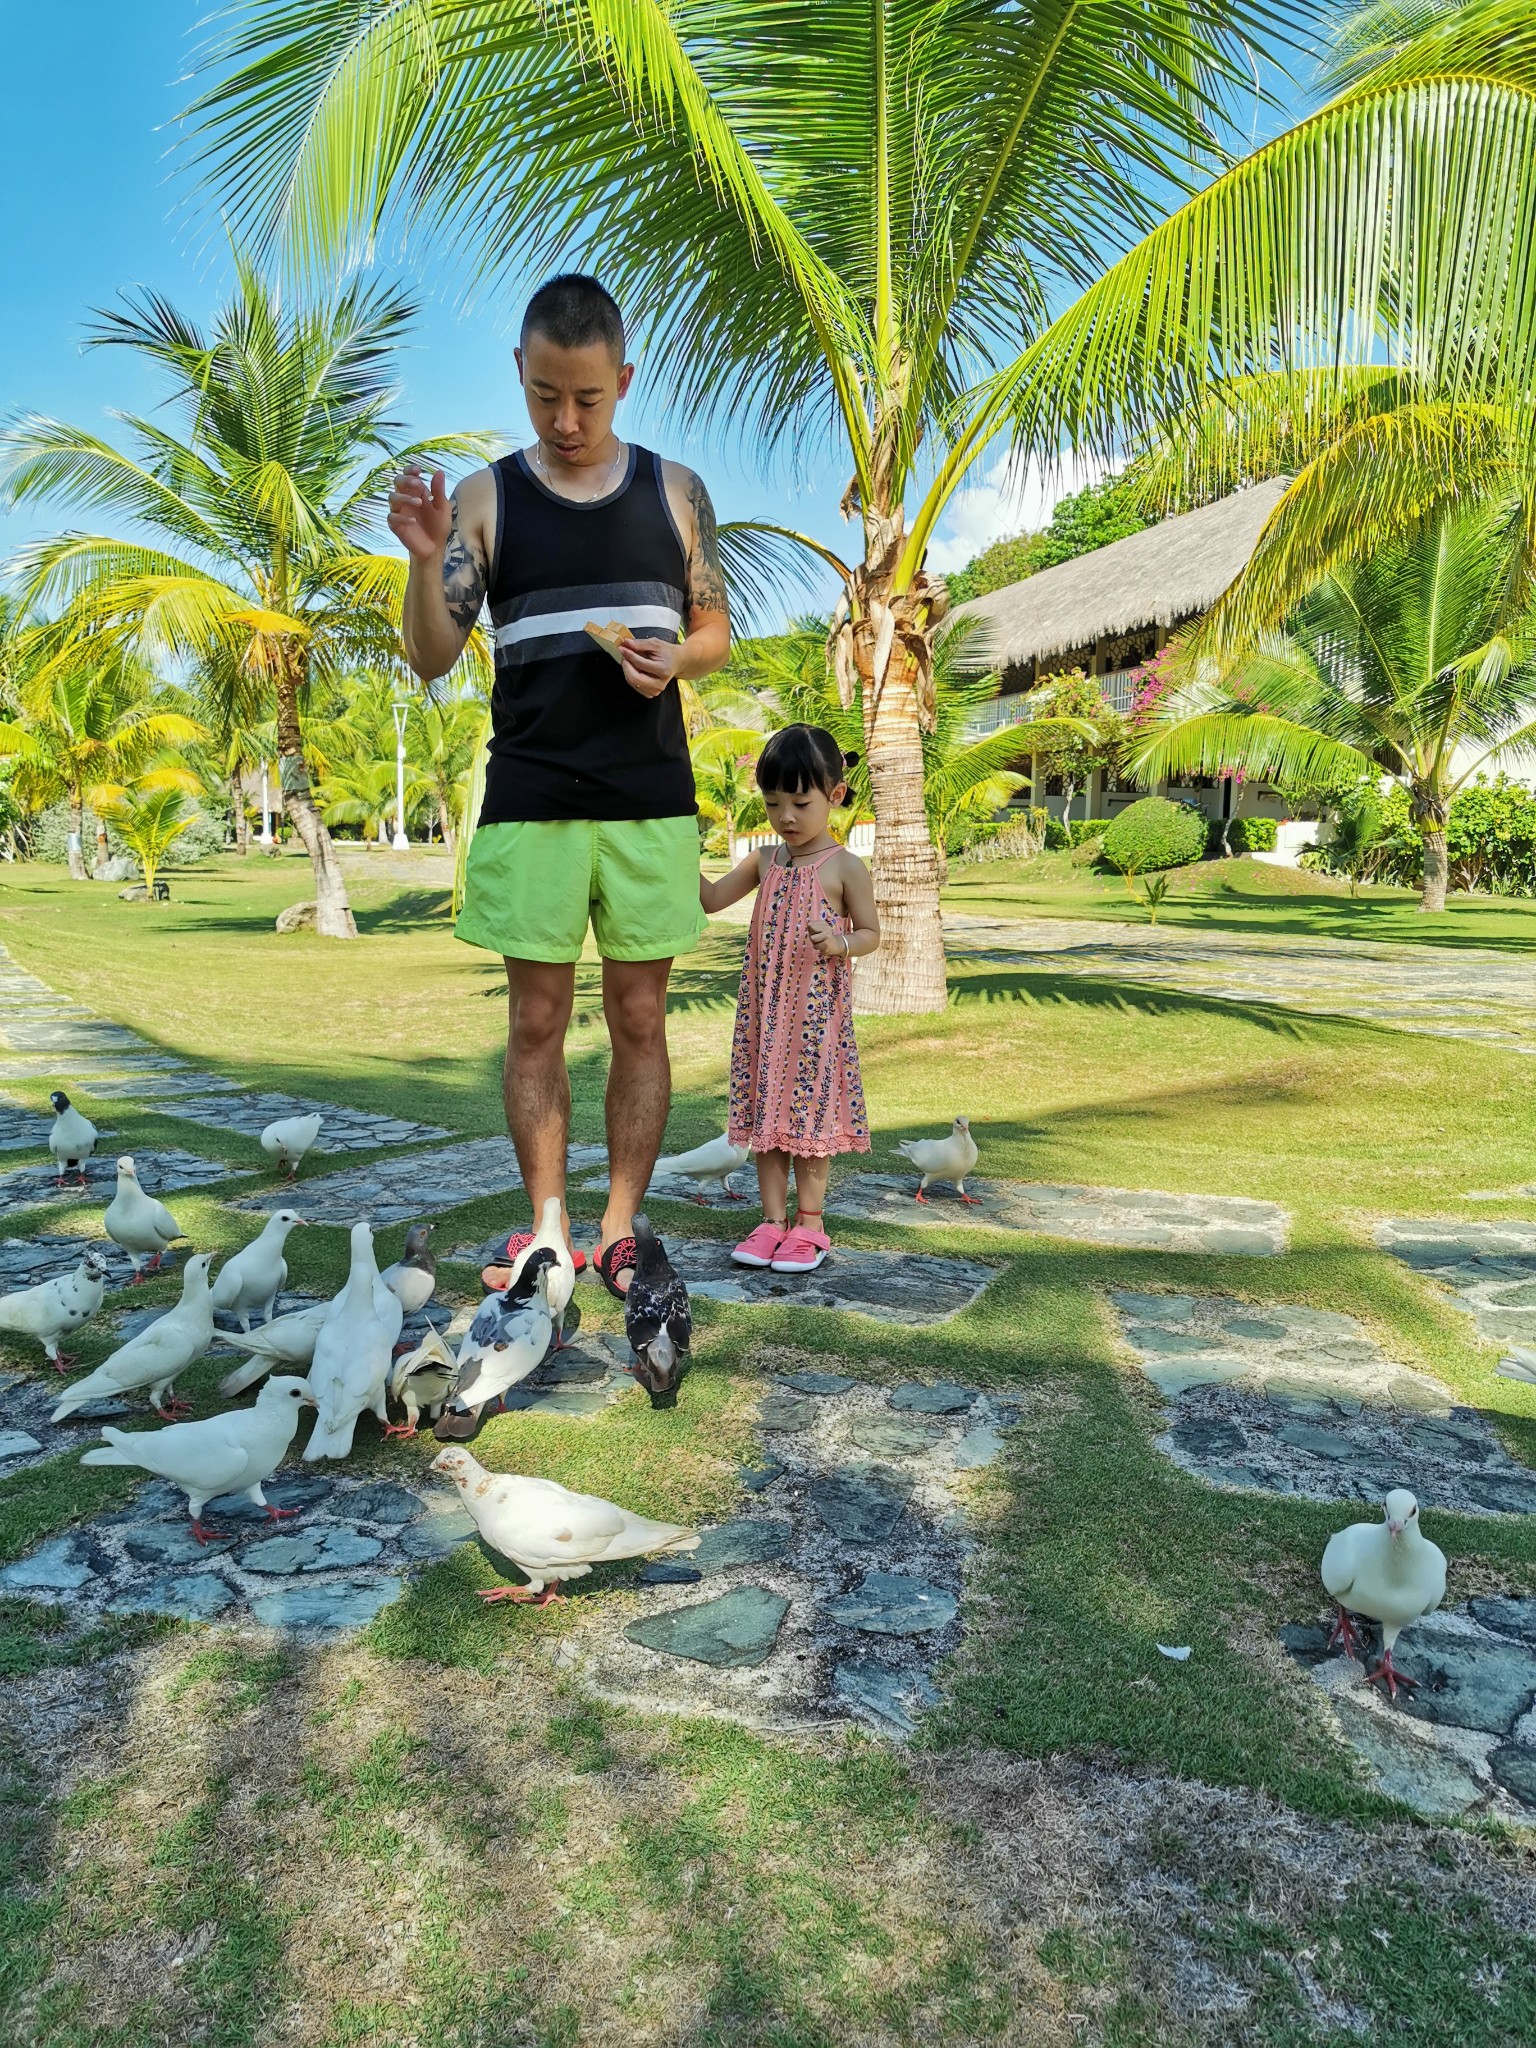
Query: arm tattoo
[
  {"left": 685, "top": 471, "right": 730, "bottom": 618},
  {"left": 441, "top": 494, "right": 488, "bottom": 633}
]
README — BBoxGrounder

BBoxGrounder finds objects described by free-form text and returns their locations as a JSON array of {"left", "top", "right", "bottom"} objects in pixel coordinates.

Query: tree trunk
[
  {"left": 233, "top": 768, "right": 250, "bottom": 857},
  {"left": 93, "top": 815, "right": 110, "bottom": 877},
  {"left": 436, "top": 796, "right": 457, "bottom": 857},
  {"left": 1419, "top": 828, "right": 1449, "bottom": 912},
  {"left": 67, "top": 796, "right": 89, "bottom": 881},
  {"left": 832, "top": 512, "right": 948, "bottom": 1016},
  {"left": 1413, "top": 788, "right": 1449, "bottom": 913},
  {"left": 275, "top": 665, "right": 357, "bottom": 939}
]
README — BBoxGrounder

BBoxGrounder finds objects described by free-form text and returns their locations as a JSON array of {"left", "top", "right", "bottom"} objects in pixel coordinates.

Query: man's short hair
[{"left": 521, "top": 275, "right": 626, "bottom": 364}]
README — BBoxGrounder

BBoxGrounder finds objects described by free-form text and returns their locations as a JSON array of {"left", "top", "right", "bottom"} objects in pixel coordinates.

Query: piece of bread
[{"left": 584, "top": 620, "right": 634, "bottom": 662}]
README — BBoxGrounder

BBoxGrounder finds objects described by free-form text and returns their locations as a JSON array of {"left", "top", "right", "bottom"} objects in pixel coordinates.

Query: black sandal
[
  {"left": 432, "top": 1402, "right": 488, "bottom": 1443},
  {"left": 594, "top": 1236, "right": 637, "bottom": 1300}
]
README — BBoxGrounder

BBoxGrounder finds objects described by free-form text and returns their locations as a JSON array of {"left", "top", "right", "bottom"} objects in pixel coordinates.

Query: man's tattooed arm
[
  {"left": 442, "top": 494, "right": 488, "bottom": 633},
  {"left": 684, "top": 471, "right": 730, "bottom": 618}
]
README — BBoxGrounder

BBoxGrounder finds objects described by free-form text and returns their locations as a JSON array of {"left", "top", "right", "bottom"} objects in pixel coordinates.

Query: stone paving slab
[
  {"left": 0, "top": 1105, "right": 55, "bottom": 1152},
  {"left": 0, "top": 1232, "right": 139, "bottom": 1295},
  {"left": 1114, "top": 1289, "right": 1536, "bottom": 1514},
  {"left": 944, "top": 912, "right": 1536, "bottom": 1054},
  {"left": 1283, "top": 1606, "right": 1536, "bottom": 1819},
  {"left": 235, "top": 1140, "right": 607, "bottom": 1225},
  {"left": 0, "top": 1147, "right": 249, "bottom": 1221},
  {"left": 1375, "top": 1218, "right": 1536, "bottom": 1350},
  {"left": 578, "top": 1166, "right": 749, "bottom": 1212},
  {"left": 828, "top": 1173, "right": 1287, "bottom": 1255}
]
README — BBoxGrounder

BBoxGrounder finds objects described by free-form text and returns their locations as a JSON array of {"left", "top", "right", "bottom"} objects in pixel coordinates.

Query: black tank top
[{"left": 480, "top": 445, "right": 695, "bottom": 822}]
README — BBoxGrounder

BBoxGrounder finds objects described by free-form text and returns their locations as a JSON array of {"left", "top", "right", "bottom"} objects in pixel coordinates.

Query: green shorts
[{"left": 454, "top": 817, "right": 707, "bottom": 963}]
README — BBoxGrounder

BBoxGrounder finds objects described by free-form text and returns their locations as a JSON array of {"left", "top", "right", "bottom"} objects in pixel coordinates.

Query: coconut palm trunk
[
  {"left": 275, "top": 659, "right": 357, "bottom": 937},
  {"left": 67, "top": 791, "right": 88, "bottom": 881},
  {"left": 1414, "top": 791, "right": 1451, "bottom": 914}
]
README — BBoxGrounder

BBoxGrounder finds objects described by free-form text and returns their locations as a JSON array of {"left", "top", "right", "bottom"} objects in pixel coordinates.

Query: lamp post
[{"left": 391, "top": 701, "right": 411, "bottom": 851}]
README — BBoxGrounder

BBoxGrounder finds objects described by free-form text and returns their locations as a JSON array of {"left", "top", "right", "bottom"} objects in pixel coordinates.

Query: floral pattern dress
[{"left": 727, "top": 845, "right": 870, "bottom": 1158}]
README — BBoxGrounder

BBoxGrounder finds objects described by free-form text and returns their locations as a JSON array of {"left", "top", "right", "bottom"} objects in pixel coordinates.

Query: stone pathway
[
  {"left": 1375, "top": 1219, "right": 1536, "bottom": 1359},
  {"left": 1113, "top": 1290, "right": 1536, "bottom": 1514},
  {"left": 0, "top": 943, "right": 452, "bottom": 1157},
  {"left": 1283, "top": 1603, "right": 1536, "bottom": 1820},
  {"left": 944, "top": 912, "right": 1536, "bottom": 1053},
  {"left": 239, "top": 1141, "right": 608, "bottom": 1226},
  {"left": 0, "top": 1232, "right": 139, "bottom": 1293},
  {"left": 564, "top": 1371, "right": 1014, "bottom": 1735},
  {"left": 578, "top": 1165, "right": 751, "bottom": 1212},
  {"left": 0, "top": 1148, "right": 247, "bottom": 1222},
  {"left": 829, "top": 1174, "right": 1287, "bottom": 1255}
]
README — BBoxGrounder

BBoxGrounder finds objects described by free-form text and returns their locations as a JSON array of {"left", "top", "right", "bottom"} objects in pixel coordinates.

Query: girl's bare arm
[
  {"left": 699, "top": 851, "right": 763, "bottom": 915},
  {"left": 809, "top": 851, "right": 881, "bottom": 958}
]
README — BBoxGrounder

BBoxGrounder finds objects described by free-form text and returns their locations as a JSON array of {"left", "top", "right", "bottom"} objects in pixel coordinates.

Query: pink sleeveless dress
[{"left": 728, "top": 845, "right": 870, "bottom": 1159}]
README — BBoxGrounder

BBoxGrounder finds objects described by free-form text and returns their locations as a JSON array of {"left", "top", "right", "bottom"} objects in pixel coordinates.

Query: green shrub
[
  {"left": 1066, "top": 817, "right": 1104, "bottom": 846},
  {"left": 1069, "top": 834, "right": 1105, "bottom": 867},
  {"left": 1043, "top": 816, "right": 1071, "bottom": 850},
  {"left": 1232, "top": 816, "right": 1277, "bottom": 853},
  {"left": 1100, "top": 797, "right": 1208, "bottom": 874}
]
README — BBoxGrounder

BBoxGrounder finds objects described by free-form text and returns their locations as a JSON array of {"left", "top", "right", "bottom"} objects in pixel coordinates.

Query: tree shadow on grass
[{"left": 948, "top": 966, "right": 1324, "bottom": 1041}]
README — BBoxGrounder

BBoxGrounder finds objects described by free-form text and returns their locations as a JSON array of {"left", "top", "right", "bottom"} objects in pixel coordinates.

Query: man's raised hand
[{"left": 389, "top": 466, "right": 455, "bottom": 561}]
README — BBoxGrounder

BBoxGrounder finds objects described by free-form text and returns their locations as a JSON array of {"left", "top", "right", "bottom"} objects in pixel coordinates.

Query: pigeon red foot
[
  {"left": 1326, "top": 1604, "right": 1364, "bottom": 1661},
  {"left": 477, "top": 1585, "right": 563, "bottom": 1606},
  {"left": 1364, "top": 1649, "right": 1418, "bottom": 1700}
]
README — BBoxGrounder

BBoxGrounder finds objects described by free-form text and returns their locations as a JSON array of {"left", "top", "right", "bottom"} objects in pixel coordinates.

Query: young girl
[{"left": 699, "top": 724, "right": 880, "bottom": 1273}]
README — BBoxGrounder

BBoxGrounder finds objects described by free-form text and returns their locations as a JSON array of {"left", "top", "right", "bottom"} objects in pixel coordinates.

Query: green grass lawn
[
  {"left": 945, "top": 846, "right": 1536, "bottom": 951},
  {"left": 1, "top": 852, "right": 1535, "bottom": 2046}
]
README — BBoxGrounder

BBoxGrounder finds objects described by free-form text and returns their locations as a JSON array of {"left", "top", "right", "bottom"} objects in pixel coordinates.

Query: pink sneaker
[
  {"left": 732, "top": 1220, "right": 789, "bottom": 1268},
  {"left": 770, "top": 1224, "right": 831, "bottom": 1273}
]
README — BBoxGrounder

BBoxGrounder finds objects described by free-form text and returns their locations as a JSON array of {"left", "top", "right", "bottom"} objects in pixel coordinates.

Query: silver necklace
[{"left": 533, "top": 438, "right": 626, "bottom": 502}]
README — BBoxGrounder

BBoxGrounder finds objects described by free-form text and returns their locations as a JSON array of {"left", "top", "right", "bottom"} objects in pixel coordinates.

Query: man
[{"left": 390, "top": 273, "right": 730, "bottom": 1300}]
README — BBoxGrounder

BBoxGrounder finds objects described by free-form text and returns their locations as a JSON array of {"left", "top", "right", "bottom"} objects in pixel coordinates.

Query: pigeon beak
[{"left": 1387, "top": 1520, "right": 1404, "bottom": 1537}]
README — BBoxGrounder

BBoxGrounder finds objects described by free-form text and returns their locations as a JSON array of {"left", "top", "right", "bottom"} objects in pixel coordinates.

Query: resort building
[{"left": 950, "top": 476, "right": 1312, "bottom": 845}]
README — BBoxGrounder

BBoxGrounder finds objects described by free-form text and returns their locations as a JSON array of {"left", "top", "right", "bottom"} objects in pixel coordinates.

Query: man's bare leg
[
  {"left": 596, "top": 957, "right": 673, "bottom": 1292},
  {"left": 492, "top": 959, "right": 577, "bottom": 1277}
]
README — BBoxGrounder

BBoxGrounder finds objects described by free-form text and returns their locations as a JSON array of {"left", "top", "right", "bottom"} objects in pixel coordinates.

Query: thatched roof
[{"left": 950, "top": 476, "right": 1289, "bottom": 669}]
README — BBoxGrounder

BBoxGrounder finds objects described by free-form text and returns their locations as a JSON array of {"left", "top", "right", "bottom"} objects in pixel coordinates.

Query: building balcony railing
[{"left": 963, "top": 666, "right": 1143, "bottom": 737}]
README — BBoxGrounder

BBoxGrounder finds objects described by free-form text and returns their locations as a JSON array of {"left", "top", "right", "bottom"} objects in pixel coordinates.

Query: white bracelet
[{"left": 841, "top": 933, "right": 851, "bottom": 958}]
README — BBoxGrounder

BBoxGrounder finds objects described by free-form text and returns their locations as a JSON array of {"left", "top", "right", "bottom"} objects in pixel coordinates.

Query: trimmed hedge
[
  {"left": 1101, "top": 797, "right": 1208, "bottom": 874},
  {"left": 1205, "top": 815, "right": 1279, "bottom": 856}
]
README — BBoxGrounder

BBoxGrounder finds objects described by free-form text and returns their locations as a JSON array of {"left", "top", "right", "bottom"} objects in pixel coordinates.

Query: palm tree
[
  {"left": 0, "top": 625, "right": 202, "bottom": 879},
  {"left": 105, "top": 787, "right": 199, "bottom": 898},
  {"left": 186, "top": 0, "right": 1536, "bottom": 1005},
  {"left": 410, "top": 693, "right": 489, "bottom": 853},
  {"left": 0, "top": 262, "right": 494, "bottom": 935},
  {"left": 690, "top": 725, "right": 769, "bottom": 855},
  {"left": 1132, "top": 498, "right": 1536, "bottom": 911}
]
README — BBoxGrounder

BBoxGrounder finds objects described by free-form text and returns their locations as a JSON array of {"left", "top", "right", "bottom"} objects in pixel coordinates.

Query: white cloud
[{"left": 925, "top": 451, "right": 1111, "bottom": 575}]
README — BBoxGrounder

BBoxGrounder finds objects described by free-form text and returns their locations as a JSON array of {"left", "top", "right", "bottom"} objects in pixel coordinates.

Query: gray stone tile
[
  {"left": 824, "top": 1571, "right": 958, "bottom": 1635},
  {"left": 0, "top": 1106, "right": 53, "bottom": 1153},
  {"left": 890, "top": 1381, "right": 976, "bottom": 1414},
  {"left": 656, "top": 1238, "right": 998, "bottom": 1327},
  {"left": 807, "top": 1464, "right": 912, "bottom": 1545},
  {"left": 113, "top": 1572, "right": 237, "bottom": 1620},
  {"left": 828, "top": 1171, "right": 1288, "bottom": 1255},
  {"left": 832, "top": 1657, "right": 939, "bottom": 1734},
  {"left": 624, "top": 1585, "right": 789, "bottom": 1668},
  {"left": 0, "top": 1536, "right": 97, "bottom": 1591},
  {"left": 248, "top": 1577, "right": 402, "bottom": 1629},
  {"left": 151, "top": 1088, "right": 450, "bottom": 1153},
  {"left": 691, "top": 1519, "right": 794, "bottom": 1575}
]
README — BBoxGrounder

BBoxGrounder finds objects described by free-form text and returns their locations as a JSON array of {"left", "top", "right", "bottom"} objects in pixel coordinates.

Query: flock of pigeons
[{"left": 0, "top": 1095, "right": 1459, "bottom": 1648}]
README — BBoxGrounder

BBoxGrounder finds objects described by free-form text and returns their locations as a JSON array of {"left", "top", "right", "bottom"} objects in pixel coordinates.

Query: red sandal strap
[{"left": 595, "top": 1236, "right": 637, "bottom": 1299}]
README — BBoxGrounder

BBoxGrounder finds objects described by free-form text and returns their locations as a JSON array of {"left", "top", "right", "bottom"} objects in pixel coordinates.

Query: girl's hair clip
[{"left": 841, "top": 750, "right": 861, "bottom": 769}]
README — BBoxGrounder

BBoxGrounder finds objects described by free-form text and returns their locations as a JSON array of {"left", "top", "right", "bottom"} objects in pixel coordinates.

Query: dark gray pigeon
[{"left": 624, "top": 1214, "right": 692, "bottom": 1409}]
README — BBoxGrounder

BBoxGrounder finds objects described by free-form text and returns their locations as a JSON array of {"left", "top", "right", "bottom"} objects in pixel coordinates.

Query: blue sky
[{"left": 0, "top": 4, "right": 1316, "bottom": 613}]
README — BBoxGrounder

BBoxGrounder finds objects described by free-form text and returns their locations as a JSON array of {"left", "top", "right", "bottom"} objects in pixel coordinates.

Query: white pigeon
[
  {"left": 209, "top": 1209, "right": 307, "bottom": 1331},
  {"left": 303, "top": 1220, "right": 395, "bottom": 1460},
  {"left": 104, "top": 1155, "right": 184, "bottom": 1281},
  {"left": 215, "top": 1300, "right": 332, "bottom": 1398},
  {"left": 387, "top": 1328, "right": 457, "bottom": 1439},
  {"left": 380, "top": 1222, "right": 436, "bottom": 1323},
  {"left": 431, "top": 1445, "right": 700, "bottom": 1604},
  {"left": 1497, "top": 1348, "right": 1536, "bottom": 1385},
  {"left": 894, "top": 1114, "right": 980, "bottom": 1204},
  {"left": 79, "top": 1375, "right": 316, "bottom": 1544},
  {"left": 0, "top": 1253, "right": 108, "bottom": 1371},
  {"left": 51, "top": 1251, "right": 217, "bottom": 1422},
  {"left": 653, "top": 1133, "right": 751, "bottom": 1203},
  {"left": 48, "top": 1090, "right": 98, "bottom": 1186},
  {"left": 260, "top": 1111, "right": 323, "bottom": 1180},
  {"left": 507, "top": 1195, "right": 576, "bottom": 1339},
  {"left": 434, "top": 1254, "right": 556, "bottom": 1441},
  {"left": 1321, "top": 1488, "right": 1447, "bottom": 1700}
]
